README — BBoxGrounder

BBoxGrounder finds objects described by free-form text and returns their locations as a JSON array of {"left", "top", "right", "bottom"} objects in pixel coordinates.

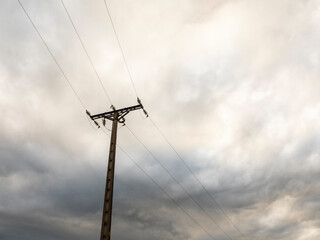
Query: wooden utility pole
[
  {"left": 87, "top": 101, "right": 147, "bottom": 240},
  {"left": 100, "top": 111, "right": 118, "bottom": 240}
]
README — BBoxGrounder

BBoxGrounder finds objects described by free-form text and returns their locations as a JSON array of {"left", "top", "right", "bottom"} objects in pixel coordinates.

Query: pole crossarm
[{"left": 89, "top": 104, "right": 143, "bottom": 122}]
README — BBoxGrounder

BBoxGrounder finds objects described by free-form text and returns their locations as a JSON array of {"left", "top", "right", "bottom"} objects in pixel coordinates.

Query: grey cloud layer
[{"left": 1, "top": 0, "right": 320, "bottom": 239}]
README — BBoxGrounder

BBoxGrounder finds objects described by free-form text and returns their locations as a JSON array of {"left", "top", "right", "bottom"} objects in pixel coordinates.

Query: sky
[{"left": 0, "top": 0, "right": 319, "bottom": 239}]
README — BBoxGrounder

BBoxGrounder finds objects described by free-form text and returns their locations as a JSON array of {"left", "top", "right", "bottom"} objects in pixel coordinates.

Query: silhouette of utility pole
[{"left": 87, "top": 99, "right": 148, "bottom": 240}]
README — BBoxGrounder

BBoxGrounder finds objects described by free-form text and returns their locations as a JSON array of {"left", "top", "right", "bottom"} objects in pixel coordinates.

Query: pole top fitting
[
  {"left": 94, "top": 120, "right": 100, "bottom": 128},
  {"left": 143, "top": 109, "right": 149, "bottom": 118},
  {"left": 137, "top": 98, "right": 148, "bottom": 117}
]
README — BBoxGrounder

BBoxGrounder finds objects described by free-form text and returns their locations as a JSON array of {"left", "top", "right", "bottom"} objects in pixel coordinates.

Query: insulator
[
  {"left": 143, "top": 109, "right": 149, "bottom": 117},
  {"left": 86, "top": 109, "right": 91, "bottom": 116},
  {"left": 102, "top": 118, "right": 106, "bottom": 126},
  {"left": 94, "top": 120, "right": 100, "bottom": 128},
  {"left": 111, "top": 105, "right": 116, "bottom": 111},
  {"left": 137, "top": 97, "right": 141, "bottom": 104}
]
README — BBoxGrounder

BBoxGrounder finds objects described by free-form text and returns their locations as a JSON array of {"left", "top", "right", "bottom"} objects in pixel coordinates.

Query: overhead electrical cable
[
  {"left": 106, "top": 134, "right": 219, "bottom": 240},
  {"left": 18, "top": 0, "right": 112, "bottom": 192},
  {"left": 18, "top": 0, "right": 112, "bottom": 195},
  {"left": 66, "top": 0, "right": 226, "bottom": 234},
  {"left": 101, "top": 0, "right": 248, "bottom": 237},
  {"left": 102, "top": 0, "right": 139, "bottom": 98},
  {"left": 101, "top": 0, "right": 248, "bottom": 238},
  {"left": 17, "top": 2, "right": 218, "bottom": 238},
  {"left": 17, "top": 0, "right": 86, "bottom": 110},
  {"left": 125, "top": 125, "right": 233, "bottom": 240},
  {"left": 28, "top": 0, "right": 250, "bottom": 237},
  {"left": 17, "top": 0, "right": 245, "bottom": 238},
  {"left": 60, "top": 0, "right": 113, "bottom": 106},
  {"left": 118, "top": 146, "right": 218, "bottom": 240},
  {"left": 148, "top": 117, "right": 249, "bottom": 240}
]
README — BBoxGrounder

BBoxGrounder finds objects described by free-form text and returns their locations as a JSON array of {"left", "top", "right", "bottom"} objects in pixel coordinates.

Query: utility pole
[{"left": 87, "top": 99, "right": 148, "bottom": 240}]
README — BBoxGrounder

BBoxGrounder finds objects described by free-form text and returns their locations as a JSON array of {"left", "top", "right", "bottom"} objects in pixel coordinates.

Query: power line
[
  {"left": 101, "top": 127, "right": 217, "bottom": 240},
  {"left": 100, "top": 0, "right": 248, "bottom": 237},
  {"left": 102, "top": 0, "right": 139, "bottom": 98},
  {"left": 148, "top": 117, "right": 249, "bottom": 240},
  {"left": 100, "top": 129, "right": 217, "bottom": 239},
  {"left": 17, "top": 0, "right": 86, "bottom": 110},
  {"left": 18, "top": 1, "right": 212, "bottom": 238},
  {"left": 18, "top": 0, "right": 112, "bottom": 210},
  {"left": 18, "top": 0, "right": 112, "bottom": 197},
  {"left": 125, "top": 125, "right": 233, "bottom": 240},
  {"left": 60, "top": 0, "right": 113, "bottom": 106},
  {"left": 18, "top": 0, "right": 111, "bottom": 197},
  {"left": 112, "top": 135, "right": 218, "bottom": 240},
  {"left": 21, "top": 0, "right": 248, "bottom": 237}
]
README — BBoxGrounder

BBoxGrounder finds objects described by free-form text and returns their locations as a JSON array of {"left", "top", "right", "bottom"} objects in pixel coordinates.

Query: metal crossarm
[{"left": 90, "top": 104, "right": 143, "bottom": 122}]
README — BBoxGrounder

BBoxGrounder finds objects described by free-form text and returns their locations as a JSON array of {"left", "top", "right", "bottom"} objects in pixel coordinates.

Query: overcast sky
[{"left": 0, "top": 0, "right": 320, "bottom": 239}]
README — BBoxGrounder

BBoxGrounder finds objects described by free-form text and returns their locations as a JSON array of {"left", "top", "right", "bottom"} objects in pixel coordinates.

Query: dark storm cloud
[
  {"left": 0, "top": 138, "right": 190, "bottom": 240},
  {"left": 0, "top": 128, "right": 319, "bottom": 240},
  {"left": 0, "top": 139, "right": 105, "bottom": 240}
]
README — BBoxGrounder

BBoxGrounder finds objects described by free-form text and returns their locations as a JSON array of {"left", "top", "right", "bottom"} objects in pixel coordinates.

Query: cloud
[{"left": 0, "top": 0, "right": 319, "bottom": 239}]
